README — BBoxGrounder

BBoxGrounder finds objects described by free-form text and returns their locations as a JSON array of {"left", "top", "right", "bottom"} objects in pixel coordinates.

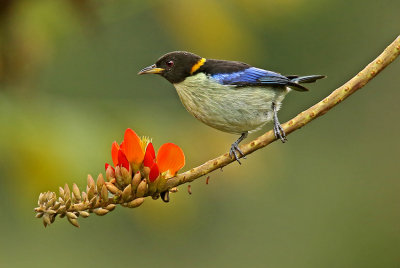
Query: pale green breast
[{"left": 173, "top": 73, "right": 290, "bottom": 134}]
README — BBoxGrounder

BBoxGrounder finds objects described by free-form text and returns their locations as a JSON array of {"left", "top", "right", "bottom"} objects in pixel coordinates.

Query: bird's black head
[{"left": 138, "top": 51, "right": 203, "bottom": 83}]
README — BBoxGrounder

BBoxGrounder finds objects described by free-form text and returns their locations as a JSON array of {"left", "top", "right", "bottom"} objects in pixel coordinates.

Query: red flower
[
  {"left": 105, "top": 163, "right": 115, "bottom": 172},
  {"left": 123, "top": 129, "right": 145, "bottom": 167},
  {"left": 105, "top": 128, "right": 185, "bottom": 181},
  {"left": 108, "top": 129, "right": 145, "bottom": 171},
  {"left": 117, "top": 149, "right": 129, "bottom": 170},
  {"left": 143, "top": 142, "right": 185, "bottom": 182},
  {"left": 109, "top": 141, "right": 130, "bottom": 170}
]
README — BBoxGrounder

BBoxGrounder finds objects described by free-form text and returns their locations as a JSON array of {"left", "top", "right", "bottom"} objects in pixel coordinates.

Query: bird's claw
[
  {"left": 229, "top": 143, "right": 245, "bottom": 164},
  {"left": 273, "top": 122, "right": 287, "bottom": 143},
  {"left": 272, "top": 102, "right": 287, "bottom": 143}
]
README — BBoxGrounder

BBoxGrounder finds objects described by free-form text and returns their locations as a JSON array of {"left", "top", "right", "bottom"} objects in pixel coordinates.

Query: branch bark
[{"left": 162, "top": 35, "right": 400, "bottom": 191}]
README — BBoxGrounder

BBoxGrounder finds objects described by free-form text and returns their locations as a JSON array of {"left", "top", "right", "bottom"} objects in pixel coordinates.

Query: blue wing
[{"left": 210, "top": 67, "right": 289, "bottom": 86}]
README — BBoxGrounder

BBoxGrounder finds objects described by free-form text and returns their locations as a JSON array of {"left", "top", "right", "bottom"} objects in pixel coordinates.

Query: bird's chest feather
[{"left": 173, "top": 73, "right": 289, "bottom": 134}]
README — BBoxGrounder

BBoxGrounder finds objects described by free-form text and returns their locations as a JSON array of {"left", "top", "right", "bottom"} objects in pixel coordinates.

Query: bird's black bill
[{"left": 138, "top": 64, "right": 164, "bottom": 75}]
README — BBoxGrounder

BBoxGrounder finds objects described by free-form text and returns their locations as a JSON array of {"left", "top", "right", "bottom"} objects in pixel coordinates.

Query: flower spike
[{"left": 35, "top": 127, "right": 186, "bottom": 228}]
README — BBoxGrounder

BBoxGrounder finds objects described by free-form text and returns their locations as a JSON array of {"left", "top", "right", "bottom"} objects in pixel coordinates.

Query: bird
[{"left": 138, "top": 51, "right": 325, "bottom": 164}]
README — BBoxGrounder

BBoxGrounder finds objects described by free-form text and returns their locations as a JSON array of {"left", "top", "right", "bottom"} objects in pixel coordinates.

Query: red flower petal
[
  {"left": 105, "top": 163, "right": 115, "bottom": 172},
  {"left": 111, "top": 141, "right": 120, "bottom": 167},
  {"left": 117, "top": 150, "right": 130, "bottom": 170},
  {"left": 156, "top": 143, "right": 185, "bottom": 175},
  {"left": 143, "top": 142, "right": 156, "bottom": 167},
  {"left": 149, "top": 162, "right": 160, "bottom": 182},
  {"left": 123, "top": 129, "right": 144, "bottom": 165}
]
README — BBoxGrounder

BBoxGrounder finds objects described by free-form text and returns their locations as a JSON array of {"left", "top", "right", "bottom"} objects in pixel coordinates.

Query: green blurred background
[{"left": 1, "top": 0, "right": 399, "bottom": 267}]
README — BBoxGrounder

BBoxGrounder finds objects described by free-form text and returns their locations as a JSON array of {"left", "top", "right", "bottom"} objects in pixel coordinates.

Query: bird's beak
[{"left": 138, "top": 64, "right": 164, "bottom": 75}]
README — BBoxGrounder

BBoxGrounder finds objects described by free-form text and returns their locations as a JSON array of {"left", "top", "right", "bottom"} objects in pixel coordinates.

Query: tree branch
[
  {"left": 162, "top": 35, "right": 400, "bottom": 191},
  {"left": 34, "top": 35, "right": 400, "bottom": 228}
]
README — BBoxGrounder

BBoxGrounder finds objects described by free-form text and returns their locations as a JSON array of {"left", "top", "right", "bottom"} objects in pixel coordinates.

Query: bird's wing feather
[{"left": 211, "top": 67, "right": 290, "bottom": 87}]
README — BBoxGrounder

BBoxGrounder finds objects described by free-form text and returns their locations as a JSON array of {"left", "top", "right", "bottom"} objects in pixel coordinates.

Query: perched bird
[{"left": 138, "top": 51, "right": 325, "bottom": 163}]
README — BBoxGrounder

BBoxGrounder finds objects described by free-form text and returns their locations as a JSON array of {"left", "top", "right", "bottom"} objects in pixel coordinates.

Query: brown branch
[
  {"left": 35, "top": 35, "right": 400, "bottom": 228},
  {"left": 162, "top": 35, "right": 400, "bottom": 191}
]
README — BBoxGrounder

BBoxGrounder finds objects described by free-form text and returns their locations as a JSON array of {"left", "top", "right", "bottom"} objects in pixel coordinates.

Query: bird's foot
[
  {"left": 229, "top": 142, "right": 245, "bottom": 164},
  {"left": 272, "top": 102, "right": 287, "bottom": 143},
  {"left": 229, "top": 132, "right": 248, "bottom": 164},
  {"left": 273, "top": 121, "right": 287, "bottom": 143}
]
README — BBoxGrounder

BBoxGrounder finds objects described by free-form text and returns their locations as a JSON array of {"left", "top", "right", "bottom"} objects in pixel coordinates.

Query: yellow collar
[{"left": 190, "top": 58, "right": 206, "bottom": 75}]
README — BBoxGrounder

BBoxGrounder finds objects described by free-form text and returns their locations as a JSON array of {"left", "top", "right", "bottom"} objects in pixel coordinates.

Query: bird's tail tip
[
  {"left": 291, "top": 75, "right": 326, "bottom": 84},
  {"left": 287, "top": 75, "right": 326, "bottom": 91}
]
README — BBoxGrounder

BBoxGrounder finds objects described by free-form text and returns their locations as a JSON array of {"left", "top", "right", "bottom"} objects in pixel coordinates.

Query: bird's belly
[{"left": 174, "top": 77, "right": 289, "bottom": 134}]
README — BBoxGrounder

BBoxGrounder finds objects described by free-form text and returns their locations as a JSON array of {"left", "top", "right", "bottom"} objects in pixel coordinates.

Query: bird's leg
[
  {"left": 272, "top": 102, "right": 287, "bottom": 143},
  {"left": 229, "top": 132, "right": 248, "bottom": 164}
]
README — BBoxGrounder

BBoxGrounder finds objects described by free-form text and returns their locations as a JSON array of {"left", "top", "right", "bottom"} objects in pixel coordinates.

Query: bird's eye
[{"left": 166, "top": 60, "right": 174, "bottom": 67}]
